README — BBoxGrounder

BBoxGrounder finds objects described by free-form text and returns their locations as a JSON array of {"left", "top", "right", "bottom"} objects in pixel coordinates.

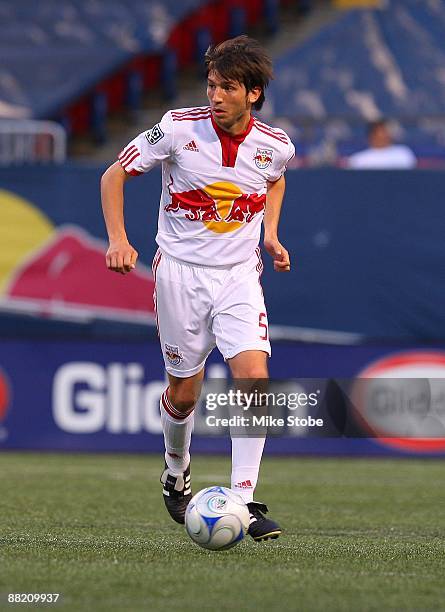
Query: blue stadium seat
[
  {"left": 0, "top": 0, "right": 210, "bottom": 119},
  {"left": 264, "top": 0, "right": 445, "bottom": 158}
]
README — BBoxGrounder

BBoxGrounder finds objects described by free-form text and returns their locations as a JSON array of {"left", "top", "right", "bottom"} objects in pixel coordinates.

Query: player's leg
[
  {"left": 161, "top": 370, "right": 204, "bottom": 473},
  {"left": 213, "top": 250, "right": 281, "bottom": 540},
  {"left": 227, "top": 349, "right": 268, "bottom": 505},
  {"left": 159, "top": 370, "right": 204, "bottom": 524},
  {"left": 153, "top": 249, "right": 215, "bottom": 524},
  {"left": 227, "top": 350, "right": 281, "bottom": 540}
]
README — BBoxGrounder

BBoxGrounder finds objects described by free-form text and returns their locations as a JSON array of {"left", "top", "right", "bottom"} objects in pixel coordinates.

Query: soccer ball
[{"left": 185, "top": 486, "right": 250, "bottom": 551}]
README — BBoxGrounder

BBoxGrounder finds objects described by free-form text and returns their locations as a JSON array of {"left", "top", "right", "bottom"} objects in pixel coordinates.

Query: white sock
[
  {"left": 231, "top": 437, "right": 266, "bottom": 504},
  {"left": 160, "top": 389, "right": 194, "bottom": 475}
]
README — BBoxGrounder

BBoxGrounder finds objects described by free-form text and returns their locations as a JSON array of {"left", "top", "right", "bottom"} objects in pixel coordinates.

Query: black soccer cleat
[
  {"left": 247, "top": 501, "right": 282, "bottom": 541},
  {"left": 160, "top": 462, "right": 192, "bottom": 524}
]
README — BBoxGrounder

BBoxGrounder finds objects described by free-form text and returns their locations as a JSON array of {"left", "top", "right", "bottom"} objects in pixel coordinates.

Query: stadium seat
[
  {"left": 264, "top": 0, "right": 445, "bottom": 160},
  {"left": 0, "top": 0, "right": 288, "bottom": 140}
]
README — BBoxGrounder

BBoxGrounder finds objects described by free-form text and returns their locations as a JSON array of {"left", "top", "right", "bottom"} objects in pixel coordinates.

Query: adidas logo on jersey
[{"left": 183, "top": 140, "right": 199, "bottom": 152}]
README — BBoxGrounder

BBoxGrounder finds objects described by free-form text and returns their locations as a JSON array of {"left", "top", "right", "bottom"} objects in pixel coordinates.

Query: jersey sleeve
[
  {"left": 268, "top": 139, "right": 295, "bottom": 182},
  {"left": 117, "top": 111, "right": 174, "bottom": 175}
]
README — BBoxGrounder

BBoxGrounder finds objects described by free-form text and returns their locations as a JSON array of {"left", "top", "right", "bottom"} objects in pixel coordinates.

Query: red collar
[{"left": 210, "top": 114, "right": 254, "bottom": 142}]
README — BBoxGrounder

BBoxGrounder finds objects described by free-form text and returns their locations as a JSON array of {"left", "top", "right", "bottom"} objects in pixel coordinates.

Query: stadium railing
[{"left": 0, "top": 120, "right": 67, "bottom": 165}]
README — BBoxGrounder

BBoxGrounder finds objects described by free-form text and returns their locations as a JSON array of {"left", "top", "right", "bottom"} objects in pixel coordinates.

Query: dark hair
[
  {"left": 204, "top": 35, "right": 273, "bottom": 111},
  {"left": 367, "top": 119, "right": 388, "bottom": 138}
]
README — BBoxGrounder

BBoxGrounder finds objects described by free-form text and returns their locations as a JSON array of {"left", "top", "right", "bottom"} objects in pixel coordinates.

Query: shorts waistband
[{"left": 158, "top": 248, "right": 246, "bottom": 270}]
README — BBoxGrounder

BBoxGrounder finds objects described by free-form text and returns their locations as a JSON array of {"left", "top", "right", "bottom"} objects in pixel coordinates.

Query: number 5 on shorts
[{"left": 259, "top": 312, "right": 268, "bottom": 341}]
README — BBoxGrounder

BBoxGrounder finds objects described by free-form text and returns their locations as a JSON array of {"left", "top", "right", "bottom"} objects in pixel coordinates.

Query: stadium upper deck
[
  {"left": 0, "top": 0, "right": 209, "bottom": 119},
  {"left": 264, "top": 0, "right": 445, "bottom": 161},
  {"left": 0, "top": 0, "right": 287, "bottom": 135}
]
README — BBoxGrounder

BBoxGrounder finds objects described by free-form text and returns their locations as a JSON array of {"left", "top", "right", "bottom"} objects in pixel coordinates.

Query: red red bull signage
[
  {"left": 0, "top": 190, "right": 156, "bottom": 326},
  {"left": 4, "top": 226, "right": 155, "bottom": 323},
  {"left": 0, "top": 187, "right": 157, "bottom": 324}
]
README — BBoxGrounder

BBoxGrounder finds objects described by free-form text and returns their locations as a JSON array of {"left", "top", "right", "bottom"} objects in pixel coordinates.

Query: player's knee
[
  {"left": 168, "top": 390, "right": 198, "bottom": 415},
  {"left": 174, "top": 398, "right": 196, "bottom": 415}
]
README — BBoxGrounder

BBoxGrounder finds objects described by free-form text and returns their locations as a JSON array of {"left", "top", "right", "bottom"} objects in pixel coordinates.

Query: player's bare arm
[
  {"left": 263, "top": 175, "right": 290, "bottom": 272},
  {"left": 100, "top": 161, "right": 138, "bottom": 274}
]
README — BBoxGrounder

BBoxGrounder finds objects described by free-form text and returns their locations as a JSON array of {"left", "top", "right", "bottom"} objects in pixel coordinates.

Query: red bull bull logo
[
  {"left": 164, "top": 343, "right": 183, "bottom": 366},
  {"left": 254, "top": 148, "right": 273, "bottom": 170},
  {"left": 224, "top": 193, "right": 265, "bottom": 223},
  {"left": 165, "top": 178, "right": 265, "bottom": 234},
  {"left": 165, "top": 183, "right": 221, "bottom": 222}
]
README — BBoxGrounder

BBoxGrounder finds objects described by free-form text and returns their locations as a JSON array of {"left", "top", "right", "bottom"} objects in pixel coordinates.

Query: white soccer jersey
[{"left": 118, "top": 106, "right": 295, "bottom": 266}]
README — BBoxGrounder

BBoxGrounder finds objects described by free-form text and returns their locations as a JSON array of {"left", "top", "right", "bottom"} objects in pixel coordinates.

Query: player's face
[{"left": 207, "top": 70, "right": 261, "bottom": 134}]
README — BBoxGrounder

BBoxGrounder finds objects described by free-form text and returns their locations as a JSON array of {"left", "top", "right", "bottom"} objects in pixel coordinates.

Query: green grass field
[{"left": 1, "top": 453, "right": 444, "bottom": 612}]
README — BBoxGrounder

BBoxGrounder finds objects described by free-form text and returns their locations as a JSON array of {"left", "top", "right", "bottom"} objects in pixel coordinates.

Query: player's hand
[
  {"left": 263, "top": 238, "right": 291, "bottom": 272},
  {"left": 105, "top": 240, "right": 138, "bottom": 274}
]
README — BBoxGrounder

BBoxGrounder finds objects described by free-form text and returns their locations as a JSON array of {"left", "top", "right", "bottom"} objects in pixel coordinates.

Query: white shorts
[{"left": 152, "top": 247, "right": 271, "bottom": 377}]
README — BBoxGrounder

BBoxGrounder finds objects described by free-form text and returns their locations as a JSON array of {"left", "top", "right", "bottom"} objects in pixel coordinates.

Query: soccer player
[{"left": 101, "top": 35, "right": 294, "bottom": 541}]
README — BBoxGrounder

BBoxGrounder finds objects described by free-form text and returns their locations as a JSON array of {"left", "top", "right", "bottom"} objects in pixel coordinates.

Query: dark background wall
[{"left": 1, "top": 166, "right": 443, "bottom": 340}]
